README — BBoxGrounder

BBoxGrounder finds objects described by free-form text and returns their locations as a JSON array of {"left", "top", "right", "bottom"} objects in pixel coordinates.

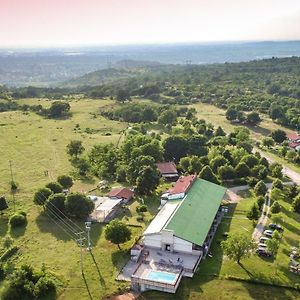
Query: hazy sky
[{"left": 1, "top": 0, "right": 300, "bottom": 47}]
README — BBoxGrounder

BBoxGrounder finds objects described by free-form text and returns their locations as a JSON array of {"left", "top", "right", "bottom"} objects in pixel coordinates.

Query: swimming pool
[{"left": 147, "top": 270, "right": 178, "bottom": 284}]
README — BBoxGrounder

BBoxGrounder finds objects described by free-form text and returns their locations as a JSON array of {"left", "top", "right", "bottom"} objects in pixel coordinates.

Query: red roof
[
  {"left": 289, "top": 141, "right": 300, "bottom": 149},
  {"left": 156, "top": 162, "right": 178, "bottom": 175},
  {"left": 287, "top": 133, "right": 300, "bottom": 141},
  {"left": 169, "top": 175, "right": 196, "bottom": 195},
  {"left": 108, "top": 187, "right": 134, "bottom": 200}
]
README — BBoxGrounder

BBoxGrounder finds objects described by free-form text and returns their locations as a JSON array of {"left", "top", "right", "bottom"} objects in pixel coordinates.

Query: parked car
[
  {"left": 259, "top": 236, "right": 269, "bottom": 243},
  {"left": 258, "top": 243, "right": 267, "bottom": 248},
  {"left": 257, "top": 248, "right": 272, "bottom": 257},
  {"left": 269, "top": 223, "right": 284, "bottom": 232},
  {"left": 263, "top": 230, "right": 274, "bottom": 238}
]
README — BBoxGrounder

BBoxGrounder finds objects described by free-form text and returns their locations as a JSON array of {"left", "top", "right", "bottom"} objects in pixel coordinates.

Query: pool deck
[{"left": 117, "top": 246, "right": 202, "bottom": 281}]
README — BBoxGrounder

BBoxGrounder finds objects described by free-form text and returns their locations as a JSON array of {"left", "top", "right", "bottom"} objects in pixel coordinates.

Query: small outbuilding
[
  {"left": 108, "top": 187, "right": 134, "bottom": 203},
  {"left": 156, "top": 162, "right": 179, "bottom": 181}
]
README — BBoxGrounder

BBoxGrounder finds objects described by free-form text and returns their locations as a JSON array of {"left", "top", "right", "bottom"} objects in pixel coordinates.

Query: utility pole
[
  {"left": 9, "top": 160, "right": 16, "bottom": 212},
  {"left": 85, "top": 222, "right": 92, "bottom": 251},
  {"left": 76, "top": 232, "right": 86, "bottom": 274}
]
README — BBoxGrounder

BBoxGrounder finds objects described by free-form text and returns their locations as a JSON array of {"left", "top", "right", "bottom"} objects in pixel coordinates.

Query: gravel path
[{"left": 252, "top": 192, "right": 271, "bottom": 242}]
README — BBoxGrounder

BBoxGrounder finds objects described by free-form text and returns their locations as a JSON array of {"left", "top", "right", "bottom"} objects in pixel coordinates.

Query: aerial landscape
[{"left": 0, "top": 1, "right": 300, "bottom": 299}]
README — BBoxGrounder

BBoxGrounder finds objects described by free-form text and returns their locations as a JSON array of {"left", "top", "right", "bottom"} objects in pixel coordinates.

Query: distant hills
[{"left": 1, "top": 41, "right": 300, "bottom": 87}]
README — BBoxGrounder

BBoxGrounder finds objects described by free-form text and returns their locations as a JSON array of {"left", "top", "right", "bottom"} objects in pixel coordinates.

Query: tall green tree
[
  {"left": 135, "top": 166, "right": 160, "bottom": 195},
  {"left": 33, "top": 188, "right": 52, "bottom": 206},
  {"left": 221, "top": 233, "right": 255, "bottom": 264},
  {"left": 65, "top": 193, "right": 94, "bottom": 219},
  {"left": 105, "top": 220, "right": 131, "bottom": 250},
  {"left": 199, "top": 166, "right": 219, "bottom": 184},
  {"left": 67, "top": 140, "right": 85, "bottom": 158},
  {"left": 57, "top": 175, "right": 73, "bottom": 189}
]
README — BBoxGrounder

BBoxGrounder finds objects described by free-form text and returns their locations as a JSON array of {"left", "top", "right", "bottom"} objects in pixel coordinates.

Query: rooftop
[
  {"left": 168, "top": 175, "right": 196, "bottom": 195},
  {"left": 157, "top": 162, "right": 178, "bottom": 175},
  {"left": 166, "top": 178, "right": 227, "bottom": 246},
  {"left": 108, "top": 187, "right": 134, "bottom": 200},
  {"left": 287, "top": 133, "right": 300, "bottom": 141}
]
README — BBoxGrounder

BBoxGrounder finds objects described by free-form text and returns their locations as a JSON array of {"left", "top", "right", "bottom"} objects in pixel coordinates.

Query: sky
[{"left": 0, "top": 0, "right": 300, "bottom": 47}]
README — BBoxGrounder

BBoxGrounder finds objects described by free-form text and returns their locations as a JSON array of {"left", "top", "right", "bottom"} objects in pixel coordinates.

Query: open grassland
[
  {"left": 191, "top": 103, "right": 295, "bottom": 141},
  {"left": 0, "top": 99, "right": 299, "bottom": 299}
]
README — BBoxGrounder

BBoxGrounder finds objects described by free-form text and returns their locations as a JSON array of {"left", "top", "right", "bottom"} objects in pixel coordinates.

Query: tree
[
  {"left": 262, "top": 137, "right": 274, "bottom": 148},
  {"left": 163, "top": 135, "right": 189, "bottom": 162},
  {"left": 292, "top": 194, "right": 300, "bottom": 213},
  {"left": 66, "top": 140, "right": 85, "bottom": 158},
  {"left": 271, "top": 129, "right": 287, "bottom": 143},
  {"left": 210, "top": 155, "right": 228, "bottom": 173},
  {"left": 271, "top": 201, "right": 281, "bottom": 214},
  {"left": 135, "top": 166, "right": 160, "bottom": 195},
  {"left": 48, "top": 101, "right": 70, "bottom": 118},
  {"left": 65, "top": 193, "right": 94, "bottom": 219},
  {"left": 256, "top": 196, "right": 265, "bottom": 211},
  {"left": 241, "top": 154, "right": 259, "bottom": 168},
  {"left": 221, "top": 233, "right": 255, "bottom": 264},
  {"left": 158, "top": 110, "right": 177, "bottom": 126},
  {"left": 247, "top": 203, "right": 260, "bottom": 220},
  {"left": 10, "top": 213, "right": 27, "bottom": 228},
  {"left": 271, "top": 165, "right": 283, "bottom": 179},
  {"left": 235, "top": 162, "right": 250, "bottom": 178},
  {"left": 75, "top": 158, "right": 90, "bottom": 176},
  {"left": 254, "top": 180, "right": 267, "bottom": 196},
  {"left": 199, "top": 166, "right": 219, "bottom": 184},
  {"left": 215, "top": 126, "right": 226, "bottom": 136},
  {"left": 33, "top": 187, "right": 52, "bottom": 206},
  {"left": 116, "top": 89, "right": 130, "bottom": 102},
  {"left": 272, "top": 179, "right": 283, "bottom": 190},
  {"left": 189, "top": 156, "right": 203, "bottom": 174},
  {"left": 269, "top": 105, "right": 285, "bottom": 120},
  {"left": 45, "top": 182, "right": 63, "bottom": 194},
  {"left": 45, "top": 193, "right": 66, "bottom": 215},
  {"left": 218, "top": 165, "right": 236, "bottom": 181},
  {"left": 142, "top": 107, "right": 158, "bottom": 122},
  {"left": 104, "top": 220, "right": 131, "bottom": 250},
  {"left": 266, "top": 238, "right": 279, "bottom": 257},
  {"left": 226, "top": 107, "right": 238, "bottom": 121},
  {"left": 179, "top": 157, "right": 191, "bottom": 173},
  {"left": 247, "top": 112, "right": 261, "bottom": 125},
  {"left": 286, "top": 151, "right": 297, "bottom": 162},
  {"left": 0, "top": 196, "right": 8, "bottom": 214},
  {"left": 288, "top": 184, "right": 299, "bottom": 199},
  {"left": 57, "top": 175, "right": 73, "bottom": 189}
]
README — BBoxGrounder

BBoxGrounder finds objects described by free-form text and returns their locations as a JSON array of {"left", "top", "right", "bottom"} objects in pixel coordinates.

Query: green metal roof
[{"left": 165, "top": 178, "right": 226, "bottom": 246}]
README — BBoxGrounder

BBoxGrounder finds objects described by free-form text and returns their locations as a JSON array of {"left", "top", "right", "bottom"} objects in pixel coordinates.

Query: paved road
[{"left": 255, "top": 148, "right": 300, "bottom": 185}]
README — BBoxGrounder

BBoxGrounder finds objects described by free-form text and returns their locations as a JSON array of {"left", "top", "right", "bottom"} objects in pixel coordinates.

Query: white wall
[
  {"left": 173, "top": 237, "right": 192, "bottom": 253},
  {"left": 143, "top": 234, "right": 161, "bottom": 249}
]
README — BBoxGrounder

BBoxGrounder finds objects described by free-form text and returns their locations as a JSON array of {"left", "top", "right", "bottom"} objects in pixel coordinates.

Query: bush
[
  {"left": 34, "top": 276, "right": 57, "bottom": 298},
  {"left": 136, "top": 204, "right": 147, "bottom": 213},
  {"left": 9, "top": 213, "right": 27, "bottom": 228}
]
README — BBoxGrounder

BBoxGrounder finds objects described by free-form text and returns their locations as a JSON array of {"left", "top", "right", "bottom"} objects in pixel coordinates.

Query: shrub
[
  {"left": 9, "top": 213, "right": 27, "bottom": 228},
  {"left": 34, "top": 276, "right": 57, "bottom": 298},
  {"left": 136, "top": 204, "right": 147, "bottom": 213}
]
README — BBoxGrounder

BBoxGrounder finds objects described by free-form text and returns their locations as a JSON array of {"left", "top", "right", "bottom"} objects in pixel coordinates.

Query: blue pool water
[{"left": 147, "top": 270, "right": 177, "bottom": 284}]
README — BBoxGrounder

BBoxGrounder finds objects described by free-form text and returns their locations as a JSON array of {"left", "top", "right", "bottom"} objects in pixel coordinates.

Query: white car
[
  {"left": 258, "top": 243, "right": 267, "bottom": 248},
  {"left": 263, "top": 230, "right": 273, "bottom": 238},
  {"left": 259, "top": 236, "right": 269, "bottom": 243}
]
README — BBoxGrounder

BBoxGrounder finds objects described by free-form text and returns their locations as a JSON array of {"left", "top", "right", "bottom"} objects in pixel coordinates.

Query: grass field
[
  {"left": 191, "top": 103, "right": 295, "bottom": 141},
  {"left": 0, "top": 99, "right": 299, "bottom": 300}
]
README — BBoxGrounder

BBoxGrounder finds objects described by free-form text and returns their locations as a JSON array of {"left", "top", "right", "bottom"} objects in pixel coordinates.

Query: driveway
[{"left": 255, "top": 148, "right": 300, "bottom": 185}]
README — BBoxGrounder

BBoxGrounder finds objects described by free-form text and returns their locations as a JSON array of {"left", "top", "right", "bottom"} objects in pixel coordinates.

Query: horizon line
[{"left": 1, "top": 39, "right": 300, "bottom": 50}]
